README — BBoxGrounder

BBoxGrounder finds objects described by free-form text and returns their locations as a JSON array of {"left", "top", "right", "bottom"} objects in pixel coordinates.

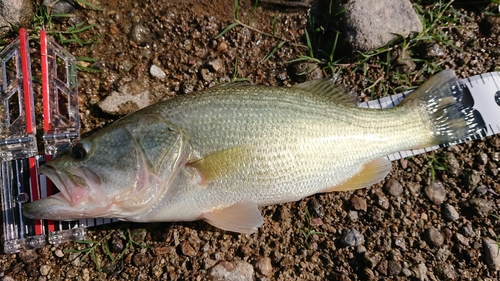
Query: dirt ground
[{"left": 1, "top": 0, "right": 500, "bottom": 280}]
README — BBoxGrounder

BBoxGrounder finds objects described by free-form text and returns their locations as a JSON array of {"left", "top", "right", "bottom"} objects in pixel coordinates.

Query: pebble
[
  {"left": 425, "top": 227, "right": 444, "bottom": 247},
  {"left": 387, "top": 260, "right": 402, "bottom": 276},
  {"left": 364, "top": 252, "right": 381, "bottom": 268},
  {"left": 475, "top": 185, "right": 488, "bottom": 195},
  {"left": 110, "top": 233, "right": 124, "bottom": 253},
  {"left": 374, "top": 189, "right": 389, "bottom": 210},
  {"left": 376, "top": 259, "right": 388, "bottom": 276},
  {"left": 2, "top": 276, "right": 15, "bottom": 281},
  {"left": 43, "top": 0, "right": 74, "bottom": 14},
  {"left": 483, "top": 238, "right": 500, "bottom": 271},
  {"left": 420, "top": 43, "right": 444, "bottom": 59},
  {"left": 463, "top": 169, "right": 481, "bottom": 191},
  {"left": 436, "top": 263, "right": 457, "bottom": 280},
  {"left": 460, "top": 224, "right": 476, "bottom": 237},
  {"left": 54, "top": 249, "right": 64, "bottom": 258},
  {"left": 130, "top": 23, "right": 153, "bottom": 45},
  {"left": 150, "top": 65, "right": 166, "bottom": 79},
  {"left": 207, "top": 59, "right": 225, "bottom": 73},
  {"left": 340, "top": 228, "right": 364, "bottom": 247},
  {"left": 412, "top": 263, "right": 427, "bottom": 279},
  {"left": 209, "top": 260, "right": 254, "bottom": 281},
  {"left": 455, "top": 233, "right": 469, "bottom": 246},
  {"left": 348, "top": 211, "right": 359, "bottom": 221},
  {"left": 18, "top": 249, "right": 38, "bottom": 263},
  {"left": 133, "top": 253, "right": 149, "bottom": 267},
  {"left": 99, "top": 80, "right": 152, "bottom": 115},
  {"left": 180, "top": 241, "right": 197, "bottom": 257},
  {"left": 442, "top": 204, "right": 459, "bottom": 221},
  {"left": 254, "top": 256, "right": 272, "bottom": 277},
  {"left": 350, "top": 195, "right": 367, "bottom": 211},
  {"left": 424, "top": 181, "right": 447, "bottom": 205},
  {"left": 69, "top": 253, "right": 80, "bottom": 266},
  {"left": 435, "top": 247, "right": 451, "bottom": 262},
  {"left": 39, "top": 265, "right": 51, "bottom": 276},
  {"left": 384, "top": 178, "right": 403, "bottom": 196},
  {"left": 464, "top": 198, "right": 494, "bottom": 216}
]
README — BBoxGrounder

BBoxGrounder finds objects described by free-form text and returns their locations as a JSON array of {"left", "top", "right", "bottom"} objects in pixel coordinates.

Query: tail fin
[{"left": 400, "top": 69, "right": 485, "bottom": 144}]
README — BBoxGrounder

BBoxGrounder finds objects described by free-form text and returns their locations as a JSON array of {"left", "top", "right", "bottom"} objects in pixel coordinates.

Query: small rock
[
  {"left": 425, "top": 227, "right": 444, "bottom": 247},
  {"left": 99, "top": 80, "right": 151, "bottom": 115},
  {"left": 364, "top": 252, "right": 381, "bottom": 268},
  {"left": 475, "top": 185, "right": 488, "bottom": 195},
  {"left": 460, "top": 224, "right": 476, "bottom": 238},
  {"left": 363, "top": 268, "right": 376, "bottom": 281},
  {"left": 442, "top": 204, "right": 459, "bottom": 221},
  {"left": 340, "top": 0, "right": 422, "bottom": 52},
  {"left": 487, "top": 161, "right": 498, "bottom": 176},
  {"left": 133, "top": 253, "right": 149, "bottom": 267},
  {"left": 348, "top": 211, "right": 358, "bottom": 221},
  {"left": 180, "top": 241, "right": 197, "bottom": 257},
  {"left": 483, "top": 238, "right": 500, "bottom": 271},
  {"left": 207, "top": 59, "right": 225, "bottom": 73},
  {"left": 18, "top": 249, "right": 38, "bottom": 263},
  {"left": 217, "top": 41, "right": 228, "bottom": 52},
  {"left": 292, "top": 62, "right": 324, "bottom": 81},
  {"left": 435, "top": 247, "right": 451, "bottom": 262},
  {"left": 350, "top": 195, "right": 367, "bottom": 211},
  {"left": 254, "top": 256, "right": 272, "bottom": 277},
  {"left": 443, "top": 152, "right": 460, "bottom": 177},
  {"left": 376, "top": 259, "right": 388, "bottom": 276},
  {"left": 436, "top": 263, "right": 457, "bottom": 280},
  {"left": 150, "top": 65, "right": 166, "bottom": 79},
  {"left": 384, "top": 178, "right": 403, "bottom": 196},
  {"left": 455, "top": 233, "right": 469, "bottom": 246},
  {"left": 130, "top": 23, "right": 153, "bottom": 45},
  {"left": 43, "top": 0, "right": 74, "bottom": 15},
  {"left": 200, "top": 68, "right": 212, "bottom": 82},
  {"left": 463, "top": 198, "right": 494, "bottom": 216},
  {"left": 341, "top": 228, "right": 364, "bottom": 247},
  {"left": 54, "top": 249, "right": 64, "bottom": 258},
  {"left": 407, "top": 182, "right": 421, "bottom": 196},
  {"left": 209, "top": 260, "right": 254, "bottom": 281},
  {"left": 110, "top": 233, "right": 124, "bottom": 253},
  {"left": 309, "top": 198, "right": 325, "bottom": 218},
  {"left": 69, "top": 252, "right": 80, "bottom": 266},
  {"left": 463, "top": 169, "right": 481, "bottom": 191},
  {"left": 419, "top": 43, "right": 444, "bottom": 59},
  {"left": 424, "top": 181, "right": 447, "bottom": 205},
  {"left": 2, "top": 276, "right": 16, "bottom": 281},
  {"left": 392, "top": 49, "right": 416, "bottom": 74},
  {"left": 412, "top": 263, "right": 427, "bottom": 280},
  {"left": 393, "top": 236, "right": 406, "bottom": 250},
  {"left": 39, "top": 264, "right": 51, "bottom": 276},
  {"left": 475, "top": 152, "right": 488, "bottom": 165},
  {"left": 387, "top": 260, "right": 402, "bottom": 276},
  {"left": 374, "top": 189, "right": 389, "bottom": 210},
  {"left": 0, "top": 0, "right": 35, "bottom": 38}
]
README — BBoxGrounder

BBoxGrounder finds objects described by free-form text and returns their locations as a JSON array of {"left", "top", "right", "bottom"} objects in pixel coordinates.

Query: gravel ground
[{"left": 1, "top": 0, "right": 500, "bottom": 280}]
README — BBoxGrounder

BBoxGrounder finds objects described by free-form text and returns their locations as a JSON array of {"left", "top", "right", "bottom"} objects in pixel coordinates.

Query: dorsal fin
[{"left": 293, "top": 78, "right": 358, "bottom": 106}]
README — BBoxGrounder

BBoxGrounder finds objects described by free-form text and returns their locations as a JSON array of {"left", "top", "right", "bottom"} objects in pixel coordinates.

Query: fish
[{"left": 23, "top": 69, "right": 484, "bottom": 234}]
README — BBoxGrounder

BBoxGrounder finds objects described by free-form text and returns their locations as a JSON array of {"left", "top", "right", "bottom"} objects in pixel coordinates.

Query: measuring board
[{"left": 1, "top": 30, "right": 500, "bottom": 253}]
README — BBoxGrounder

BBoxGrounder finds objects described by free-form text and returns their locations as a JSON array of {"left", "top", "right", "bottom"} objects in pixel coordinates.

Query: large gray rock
[
  {"left": 0, "top": 0, "right": 34, "bottom": 37},
  {"left": 340, "top": 0, "right": 422, "bottom": 52}
]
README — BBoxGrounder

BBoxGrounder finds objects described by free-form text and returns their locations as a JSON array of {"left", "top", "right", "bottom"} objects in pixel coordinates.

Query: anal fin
[
  {"left": 325, "top": 158, "right": 392, "bottom": 192},
  {"left": 201, "top": 200, "right": 264, "bottom": 234}
]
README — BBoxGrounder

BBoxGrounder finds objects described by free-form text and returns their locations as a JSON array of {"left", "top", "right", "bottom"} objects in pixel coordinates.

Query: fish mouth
[{"left": 22, "top": 164, "right": 92, "bottom": 221}]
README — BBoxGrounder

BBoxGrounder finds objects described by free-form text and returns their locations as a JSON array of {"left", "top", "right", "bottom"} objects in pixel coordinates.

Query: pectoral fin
[
  {"left": 325, "top": 158, "right": 392, "bottom": 192},
  {"left": 188, "top": 146, "right": 253, "bottom": 185},
  {"left": 201, "top": 200, "right": 264, "bottom": 234}
]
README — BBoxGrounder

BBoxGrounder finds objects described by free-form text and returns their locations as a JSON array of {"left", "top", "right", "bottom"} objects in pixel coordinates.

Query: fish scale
[{"left": 24, "top": 70, "right": 485, "bottom": 234}]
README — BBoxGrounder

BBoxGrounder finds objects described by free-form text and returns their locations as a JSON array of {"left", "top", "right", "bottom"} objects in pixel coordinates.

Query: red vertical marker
[
  {"left": 39, "top": 29, "right": 55, "bottom": 233},
  {"left": 19, "top": 28, "right": 43, "bottom": 236}
]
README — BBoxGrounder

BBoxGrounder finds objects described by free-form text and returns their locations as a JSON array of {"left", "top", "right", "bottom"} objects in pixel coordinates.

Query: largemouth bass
[{"left": 23, "top": 70, "right": 484, "bottom": 233}]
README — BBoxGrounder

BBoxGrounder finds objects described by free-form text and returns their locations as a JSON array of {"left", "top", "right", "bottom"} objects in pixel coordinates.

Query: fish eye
[{"left": 70, "top": 142, "right": 89, "bottom": 160}]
